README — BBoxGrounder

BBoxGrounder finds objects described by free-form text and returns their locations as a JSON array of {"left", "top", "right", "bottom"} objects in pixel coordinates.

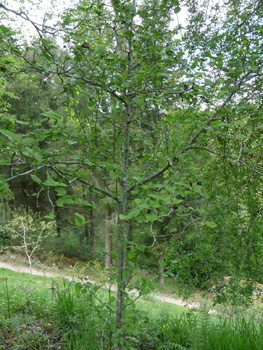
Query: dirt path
[
  {"left": 0, "top": 260, "right": 97, "bottom": 286},
  {"left": 0, "top": 259, "right": 216, "bottom": 312}
]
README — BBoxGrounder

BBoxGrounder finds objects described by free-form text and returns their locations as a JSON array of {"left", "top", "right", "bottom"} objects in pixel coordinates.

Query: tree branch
[
  {"left": 6, "top": 165, "right": 45, "bottom": 182},
  {"left": 182, "top": 71, "right": 253, "bottom": 150},
  {"left": 186, "top": 146, "right": 263, "bottom": 176},
  {"left": 0, "top": 3, "right": 57, "bottom": 35},
  {"left": 51, "top": 166, "right": 120, "bottom": 202},
  {"left": 127, "top": 161, "right": 171, "bottom": 193}
]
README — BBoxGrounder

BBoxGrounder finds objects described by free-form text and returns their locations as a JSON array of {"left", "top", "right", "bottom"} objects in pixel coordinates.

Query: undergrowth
[{"left": 1, "top": 269, "right": 263, "bottom": 349}]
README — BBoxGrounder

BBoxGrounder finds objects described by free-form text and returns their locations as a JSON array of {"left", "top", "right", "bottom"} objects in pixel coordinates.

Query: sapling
[{"left": 5, "top": 209, "right": 53, "bottom": 273}]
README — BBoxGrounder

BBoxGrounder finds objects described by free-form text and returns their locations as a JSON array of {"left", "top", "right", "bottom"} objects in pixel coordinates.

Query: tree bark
[
  {"left": 21, "top": 180, "right": 28, "bottom": 211},
  {"left": 115, "top": 98, "right": 131, "bottom": 350},
  {"left": 105, "top": 204, "right": 112, "bottom": 270},
  {"left": 2, "top": 199, "right": 7, "bottom": 223},
  {"left": 54, "top": 196, "right": 61, "bottom": 237},
  {"left": 89, "top": 208, "right": 95, "bottom": 259},
  {"left": 157, "top": 246, "right": 165, "bottom": 290},
  {"left": 116, "top": 192, "right": 128, "bottom": 348}
]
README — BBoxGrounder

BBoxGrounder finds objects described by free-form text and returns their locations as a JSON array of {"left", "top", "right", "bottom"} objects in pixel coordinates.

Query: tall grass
[
  {"left": 1, "top": 268, "right": 263, "bottom": 349},
  {"left": 132, "top": 303, "right": 263, "bottom": 350}
]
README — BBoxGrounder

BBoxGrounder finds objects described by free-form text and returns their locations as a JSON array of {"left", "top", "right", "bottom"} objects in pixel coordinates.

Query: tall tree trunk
[
  {"left": 2, "top": 198, "right": 7, "bottom": 223},
  {"left": 127, "top": 223, "right": 133, "bottom": 244},
  {"left": 105, "top": 204, "right": 112, "bottom": 270},
  {"left": 21, "top": 181, "right": 28, "bottom": 211},
  {"left": 116, "top": 192, "right": 129, "bottom": 350},
  {"left": 33, "top": 181, "right": 39, "bottom": 211},
  {"left": 89, "top": 208, "right": 95, "bottom": 259},
  {"left": 157, "top": 246, "right": 165, "bottom": 289},
  {"left": 115, "top": 94, "right": 131, "bottom": 350},
  {"left": 54, "top": 196, "right": 61, "bottom": 237}
]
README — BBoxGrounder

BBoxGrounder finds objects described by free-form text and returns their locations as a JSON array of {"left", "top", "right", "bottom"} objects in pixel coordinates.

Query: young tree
[
  {"left": 1, "top": 0, "right": 263, "bottom": 348},
  {"left": 5, "top": 209, "right": 53, "bottom": 273}
]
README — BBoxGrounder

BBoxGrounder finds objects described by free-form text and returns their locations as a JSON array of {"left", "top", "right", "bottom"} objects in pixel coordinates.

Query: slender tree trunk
[
  {"left": 21, "top": 181, "right": 28, "bottom": 211},
  {"left": 33, "top": 182, "right": 39, "bottom": 211},
  {"left": 89, "top": 208, "right": 95, "bottom": 259},
  {"left": 115, "top": 96, "right": 131, "bottom": 350},
  {"left": 84, "top": 215, "right": 89, "bottom": 238},
  {"left": 113, "top": 6, "right": 133, "bottom": 348},
  {"left": 2, "top": 199, "right": 6, "bottom": 223},
  {"left": 54, "top": 196, "right": 61, "bottom": 237},
  {"left": 127, "top": 223, "right": 133, "bottom": 244},
  {"left": 105, "top": 204, "right": 112, "bottom": 270},
  {"left": 116, "top": 193, "right": 129, "bottom": 350},
  {"left": 157, "top": 246, "right": 165, "bottom": 289}
]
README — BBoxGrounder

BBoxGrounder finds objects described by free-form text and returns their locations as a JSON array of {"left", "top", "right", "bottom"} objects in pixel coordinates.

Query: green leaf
[
  {"left": 81, "top": 107, "right": 89, "bottom": 118},
  {"left": 21, "top": 137, "right": 35, "bottom": 145},
  {"left": 174, "top": 6, "right": 181, "bottom": 13},
  {"left": 42, "top": 52, "right": 53, "bottom": 61},
  {"left": 39, "top": 38, "right": 54, "bottom": 47},
  {"left": 119, "top": 214, "right": 127, "bottom": 220},
  {"left": 15, "top": 120, "right": 29, "bottom": 125},
  {"left": 56, "top": 198, "right": 64, "bottom": 207},
  {"left": 0, "top": 25, "right": 13, "bottom": 33},
  {"left": 211, "top": 120, "right": 222, "bottom": 126},
  {"left": 63, "top": 198, "right": 75, "bottom": 204},
  {"left": 133, "top": 176, "right": 143, "bottom": 183},
  {"left": 55, "top": 187, "right": 67, "bottom": 196},
  {"left": 97, "top": 46, "right": 106, "bottom": 55},
  {"left": 109, "top": 170, "right": 118, "bottom": 180},
  {"left": 139, "top": 287, "right": 151, "bottom": 296},
  {"left": 0, "top": 159, "right": 9, "bottom": 165},
  {"left": 134, "top": 97, "right": 144, "bottom": 105},
  {"left": 158, "top": 260, "right": 166, "bottom": 267},
  {"left": 31, "top": 175, "right": 42, "bottom": 184},
  {"left": 126, "top": 3, "right": 136, "bottom": 12},
  {"left": 74, "top": 282, "right": 83, "bottom": 295},
  {"left": 173, "top": 198, "right": 183, "bottom": 205},
  {"left": 44, "top": 213, "right": 56, "bottom": 219},
  {"left": 193, "top": 185, "right": 202, "bottom": 193},
  {"left": 128, "top": 208, "right": 140, "bottom": 219},
  {"left": 43, "top": 178, "right": 67, "bottom": 187},
  {"left": 206, "top": 221, "right": 217, "bottom": 228},
  {"left": 235, "top": 134, "right": 246, "bottom": 140},
  {"left": 129, "top": 261, "right": 135, "bottom": 268},
  {"left": 205, "top": 78, "right": 214, "bottom": 86},
  {"left": 233, "top": 120, "right": 244, "bottom": 127},
  {"left": 128, "top": 249, "right": 136, "bottom": 259},
  {"left": 221, "top": 123, "right": 233, "bottom": 128},
  {"left": 0, "top": 129, "right": 20, "bottom": 142},
  {"left": 83, "top": 200, "right": 92, "bottom": 209},
  {"left": 110, "top": 250, "right": 118, "bottom": 260},
  {"left": 42, "top": 111, "right": 62, "bottom": 121},
  {"left": 145, "top": 213, "right": 158, "bottom": 222},
  {"left": 75, "top": 213, "right": 85, "bottom": 226}
]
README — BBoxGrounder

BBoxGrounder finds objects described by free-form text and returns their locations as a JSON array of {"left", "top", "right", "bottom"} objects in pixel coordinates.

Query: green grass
[
  {"left": 1, "top": 267, "right": 263, "bottom": 349},
  {"left": 137, "top": 297, "right": 189, "bottom": 317}
]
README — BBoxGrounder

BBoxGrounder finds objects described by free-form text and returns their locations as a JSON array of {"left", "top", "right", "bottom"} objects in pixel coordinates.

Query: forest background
[{"left": 0, "top": 0, "right": 263, "bottom": 348}]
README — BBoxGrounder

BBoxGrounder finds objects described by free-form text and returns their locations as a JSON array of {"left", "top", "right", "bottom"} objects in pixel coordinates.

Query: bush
[
  {"left": 44, "top": 231, "right": 91, "bottom": 260},
  {"left": 0, "top": 226, "right": 11, "bottom": 248}
]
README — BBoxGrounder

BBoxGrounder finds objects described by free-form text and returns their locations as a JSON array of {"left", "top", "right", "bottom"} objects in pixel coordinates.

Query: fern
[{"left": 191, "top": 301, "right": 212, "bottom": 350}]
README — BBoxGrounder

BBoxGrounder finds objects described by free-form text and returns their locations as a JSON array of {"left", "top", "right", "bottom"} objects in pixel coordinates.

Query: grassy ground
[{"left": 1, "top": 266, "right": 263, "bottom": 349}]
